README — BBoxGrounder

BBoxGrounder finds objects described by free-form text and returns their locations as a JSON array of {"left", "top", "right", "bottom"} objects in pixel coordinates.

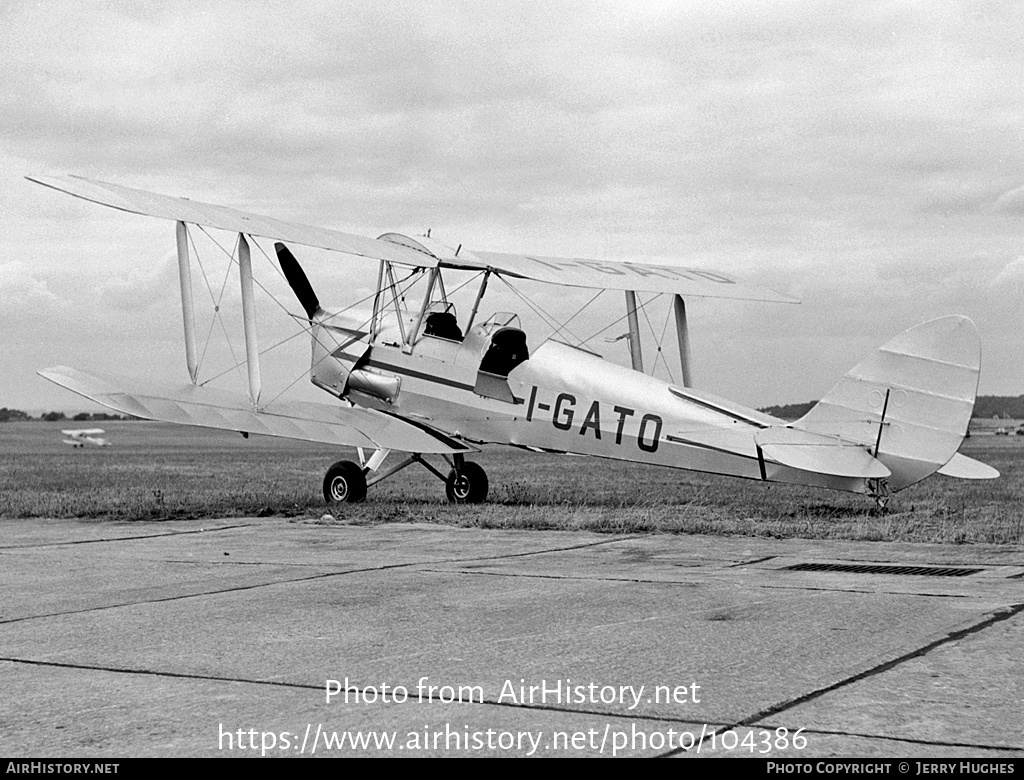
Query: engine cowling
[{"left": 310, "top": 316, "right": 400, "bottom": 404}]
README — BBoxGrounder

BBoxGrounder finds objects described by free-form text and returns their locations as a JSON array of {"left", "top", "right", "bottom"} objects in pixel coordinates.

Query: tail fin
[{"left": 795, "top": 316, "right": 980, "bottom": 491}]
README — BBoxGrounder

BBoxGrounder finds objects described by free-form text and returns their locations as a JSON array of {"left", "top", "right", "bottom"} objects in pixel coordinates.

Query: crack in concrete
[
  {"left": 3, "top": 656, "right": 1021, "bottom": 755},
  {"left": 420, "top": 567, "right": 702, "bottom": 586},
  {"left": 421, "top": 566, "right": 976, "bottom": 600},
  {"left": 657, "top": 602, "right": 1024, "bottom": 757},
  {"left": 0, "top": 523, "right": 255, "bottom": 550},
  {"left": 756, "top": 583, "right": 974, "bottom": 599},
  {"left": 0, "top": 655, "right": 705, "bottom": 727},
  {"left": 0, "top": 535, "right": 635, "bottom": 626},
  {"left": 728, "top": 555, "right": 777, "bottom": 568}
]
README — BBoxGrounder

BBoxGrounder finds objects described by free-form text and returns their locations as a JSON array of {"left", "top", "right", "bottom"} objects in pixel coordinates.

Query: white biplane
[
  {"left": 30, "top": 175, "right": 997, "bottom": 507},
  {"left": 61, "top": 428, "right": 111, "bottom": 448}
]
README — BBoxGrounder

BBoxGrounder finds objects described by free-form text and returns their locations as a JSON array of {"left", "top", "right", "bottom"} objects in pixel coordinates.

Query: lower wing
[{"left": 39, "top": 366, "right": 474, "bottom": 455}]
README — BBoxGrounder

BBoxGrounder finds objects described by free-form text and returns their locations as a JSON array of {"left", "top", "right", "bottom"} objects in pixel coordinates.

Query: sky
[{"left": 1, "top": 0, "right": 1022, "bottom": 413}]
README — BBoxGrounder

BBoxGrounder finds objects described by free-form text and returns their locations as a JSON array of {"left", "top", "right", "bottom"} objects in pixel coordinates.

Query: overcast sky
[{"left": 2, "top": 0, "right": 1022, "bottom": 413}]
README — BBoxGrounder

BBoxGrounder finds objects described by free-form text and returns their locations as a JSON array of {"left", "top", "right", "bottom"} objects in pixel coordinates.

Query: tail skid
[{"left": 793, "top": 316, "right": 995, "bottom": 491}]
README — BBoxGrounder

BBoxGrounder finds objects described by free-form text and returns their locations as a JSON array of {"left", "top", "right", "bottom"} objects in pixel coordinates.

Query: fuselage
[{"left": 316, "top": 310, "right": 868, "bottom": 494}]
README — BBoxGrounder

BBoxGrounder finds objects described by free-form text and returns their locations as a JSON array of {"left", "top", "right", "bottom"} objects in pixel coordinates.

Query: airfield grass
[{"left": 1, "top": 421, "right": 1022, "bottom": 545}]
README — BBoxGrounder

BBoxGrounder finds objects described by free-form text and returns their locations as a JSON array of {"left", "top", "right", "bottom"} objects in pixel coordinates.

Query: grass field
[{"left": 1, "top": 421, "right": 1022, "bottom": 544}]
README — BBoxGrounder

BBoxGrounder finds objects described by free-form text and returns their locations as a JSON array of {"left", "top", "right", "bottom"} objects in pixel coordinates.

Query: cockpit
[
  {"left": 476, "top": 313, "right": 529, "bottom": 377},
  {"left": 422, "top": 303, "right": 464, "bottom": 341},
  {"left": 471, "top": 312, "right": 529, "bottom": 403},
  {"left": 366, "top": 259, "right": 531, "bottom": 403}
]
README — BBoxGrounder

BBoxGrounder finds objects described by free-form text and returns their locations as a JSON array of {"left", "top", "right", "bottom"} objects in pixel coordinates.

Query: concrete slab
[
  {"left": 755, "top": 611, "right": 1024, "bottom": 757},
  {"left": 1, "top": 518, "right": 1022, "bottom": 757}
]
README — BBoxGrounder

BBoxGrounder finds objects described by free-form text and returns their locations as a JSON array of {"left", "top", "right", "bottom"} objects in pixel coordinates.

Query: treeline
[
  {"left": 761, "top": 396, "right": 1024, "bottom": 421},
  {"left": 0, "top": 408, "right": 133, "bottom": 422},
  {"left": 972, "top": 396, "right": 1024, "bottom": 419},
  {"left": 758, "top": 401, "right": 816, "bottom": 420}
]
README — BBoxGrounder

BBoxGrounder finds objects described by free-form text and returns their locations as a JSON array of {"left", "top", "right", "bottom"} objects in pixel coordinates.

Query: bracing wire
[
  {"left": 494, "top": 275, "right": 589, "bottom": 348},
  {"left": 188, "top": 228, "right": 245, "bottom": 386},
  {"left": 262, "top": 267, "right": 488, "bottom": 407},
  {"left": 579, "top": 291, "right": 659, "bottom": 349},
  {"left": 638, "top": 293, "right": 676, "bottom": 384},
  {"left": 188, "top": 228, "right": 391, "bottom": 391},
  {"left": 656, "top": 301, "right": 676, "bottom": 384}
]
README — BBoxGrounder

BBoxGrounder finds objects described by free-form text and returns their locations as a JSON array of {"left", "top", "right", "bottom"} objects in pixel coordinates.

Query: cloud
[
  {"left": 97, "top": 256, "right": 179, "bottom": 314},
  {"left": 3, "top": 0, "right": 1024, "bottom": 407},
  {"left": 994, "top": 184, "right": 1024, "bottom": 214},
  {"left": 991, "top": 255, "right": 1024, "bottom": 286},
  {"left": 0, "top": 262, "right": 60, "bottom": 325}
]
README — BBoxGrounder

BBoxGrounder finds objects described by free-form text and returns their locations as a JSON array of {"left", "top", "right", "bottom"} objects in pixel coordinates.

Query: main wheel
[
  {"left": 445, "top": 461, "right": 488, "bottom": 504},
  {"left": 323, "top": 460, "right": 367, "bottom": 504}
]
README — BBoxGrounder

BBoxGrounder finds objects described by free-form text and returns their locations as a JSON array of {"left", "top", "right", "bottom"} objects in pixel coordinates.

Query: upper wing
[
  {"left": 61, "top": 428, "right": 105, "bottom": 437},
  {"left": 40, "top": 366, "right": 475, "bottom": 455},
  {"left": 28, "top": 174, "right": 796, "bottom": 303},
  {"left": 27, "top": 174, "right": 432, "bottom": 267},
  {"left": 463, "top": 250, "right": 797, "bottom": 302}
]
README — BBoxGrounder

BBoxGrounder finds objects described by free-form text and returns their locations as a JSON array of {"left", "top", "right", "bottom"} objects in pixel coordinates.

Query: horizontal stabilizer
[
  {"left": 937, "top": 453, "right": 1000, "bottom": 480},
  {"left": 39, "top": 366, "right": 474, "bottom": 455},
  {"left": 755, "top": 427, "right": 891, "bottom": 479}
]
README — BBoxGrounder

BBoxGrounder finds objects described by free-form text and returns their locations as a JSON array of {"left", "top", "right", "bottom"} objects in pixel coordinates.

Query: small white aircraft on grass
[
  {"left": 61, "top": 428, "right": 111, "bottom": 448},
  {"left": 29, "top": 175, "right": 998, "bottom": 508}
]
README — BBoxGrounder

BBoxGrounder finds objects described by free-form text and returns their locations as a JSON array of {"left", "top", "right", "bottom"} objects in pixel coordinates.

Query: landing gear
[
  {"left": 320, "top": 451, "right": 489, "bottom": 505},
  {"left": 446, "top": 461, "right": 489, "bottom": 504},
  {"left": 867, "top": 478, "right": 890, "bottom": 512},
  {"left": 323, "top": 460, "right": 367, "bottom": 504}
]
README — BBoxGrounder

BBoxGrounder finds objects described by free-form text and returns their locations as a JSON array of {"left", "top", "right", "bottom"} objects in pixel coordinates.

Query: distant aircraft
[
  {"left": 61, "top": 428, "right": 111, "bottom": 448},
  {"left": 30, "top": 175, "right": 998, "bottom": 508}
]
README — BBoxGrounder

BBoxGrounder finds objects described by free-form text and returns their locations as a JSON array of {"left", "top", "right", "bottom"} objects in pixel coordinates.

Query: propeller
[{"left": 275, "top": 243, "right": 321, "bottom": 320}]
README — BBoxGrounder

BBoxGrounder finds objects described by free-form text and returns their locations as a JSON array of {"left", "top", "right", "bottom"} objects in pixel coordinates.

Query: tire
[
  {"left": 323, "top": 460, "right": 367, "bottom": 504},
  {"left": 445, "top": 461, "right": 488, "bottom": 504}
]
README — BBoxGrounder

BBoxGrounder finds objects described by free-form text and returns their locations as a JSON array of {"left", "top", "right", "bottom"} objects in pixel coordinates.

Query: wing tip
[{"left": 38, "top": 365, "right": 75, "bottom": 382}]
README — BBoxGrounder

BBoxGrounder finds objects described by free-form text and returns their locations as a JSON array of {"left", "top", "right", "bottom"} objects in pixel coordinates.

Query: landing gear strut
[
  {"left": 321, "top": 450, "right": 488, "bottom": 504},
  {"left": 867, "top": 478, "right": 890, "bottom": 511}
]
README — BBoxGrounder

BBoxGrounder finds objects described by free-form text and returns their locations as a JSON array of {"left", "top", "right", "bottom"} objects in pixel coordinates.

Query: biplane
[
  {"left": 29, "top": 175, "right": 997, "bottom": 508},
  {"left": 61, "top": 428, "right": 111, "bottom": 448}
]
